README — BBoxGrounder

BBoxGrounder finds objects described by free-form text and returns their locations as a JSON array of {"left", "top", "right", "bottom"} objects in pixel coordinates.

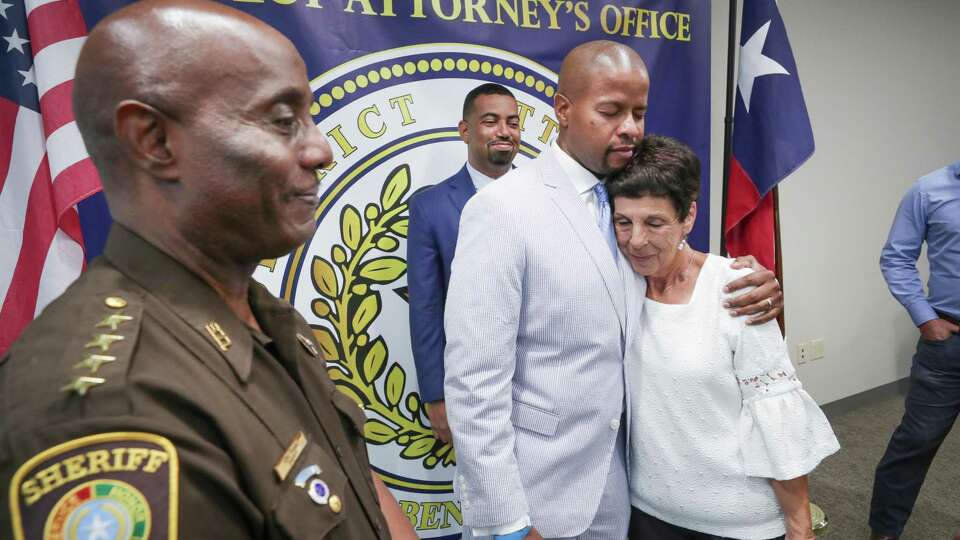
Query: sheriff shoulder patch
[{"left": 8, "top": 432, "right": 178, "bottom": 540}]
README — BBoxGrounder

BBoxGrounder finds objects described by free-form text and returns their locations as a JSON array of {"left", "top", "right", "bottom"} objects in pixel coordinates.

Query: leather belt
[{"left": 936, "top": 311, "right": 959, "bottom": 326}]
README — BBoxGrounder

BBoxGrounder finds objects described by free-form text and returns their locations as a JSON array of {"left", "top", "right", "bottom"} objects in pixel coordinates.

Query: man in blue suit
[{"left": 407, "top": 83, "right": 521, "bottom": 443}]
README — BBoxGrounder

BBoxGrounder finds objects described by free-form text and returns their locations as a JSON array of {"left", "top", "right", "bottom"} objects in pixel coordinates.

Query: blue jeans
[{"left": 869, "top": 334, "right": 960, "bottom": 537}]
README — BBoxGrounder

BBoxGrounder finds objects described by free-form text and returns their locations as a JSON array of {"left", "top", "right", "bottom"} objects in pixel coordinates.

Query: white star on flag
[
  {"left": 83, "top": 513, "right": 113, "bottom": 540},
  {"left": 18, "top": 66, "right": 34, "bottom": 86},
  {"left": 0, "top": 0, "right": 14, "bottom": 20},
  {"left": 737, "top": 20, "right": 789, "bottom": 113},
  {"left": 4, "top": 28, "right": 29, "bottom": 54}
]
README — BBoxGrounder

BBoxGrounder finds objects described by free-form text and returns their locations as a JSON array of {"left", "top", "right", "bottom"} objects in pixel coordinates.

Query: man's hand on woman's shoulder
[{"left": 724, "top": 255, "right": 783, "bottom": 325}]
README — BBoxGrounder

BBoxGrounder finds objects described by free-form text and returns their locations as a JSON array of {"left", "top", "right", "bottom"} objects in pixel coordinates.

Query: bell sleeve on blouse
[{"left": 734, "top": 320, "right": 840, "bottom": 481}]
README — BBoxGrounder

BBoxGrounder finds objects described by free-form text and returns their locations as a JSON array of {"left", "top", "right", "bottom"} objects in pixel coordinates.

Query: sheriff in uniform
[{"left": 0, "top": 1, "right": 414, "bottom": 538}]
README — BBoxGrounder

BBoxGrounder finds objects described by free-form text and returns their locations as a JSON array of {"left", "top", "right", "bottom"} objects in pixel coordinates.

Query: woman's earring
[{"left": 677, "top": 236, "right": 686, "bottom": 250}]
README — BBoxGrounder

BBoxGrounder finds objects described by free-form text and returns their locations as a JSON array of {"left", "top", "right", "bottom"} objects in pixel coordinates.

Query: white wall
[{"left": 708, "top": 1, "right": 960, "bottom": 404}]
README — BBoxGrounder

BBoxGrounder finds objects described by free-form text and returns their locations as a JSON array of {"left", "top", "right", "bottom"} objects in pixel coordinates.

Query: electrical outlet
[
  {"left": 797, "top": 342, "right": 809, "bottom": 364},
  {"left": 810, "top": 338, "right": 825, "bottom": 360}
]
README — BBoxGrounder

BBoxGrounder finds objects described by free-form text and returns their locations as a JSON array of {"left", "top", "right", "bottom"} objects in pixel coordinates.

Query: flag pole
[
  {"left": 719, "top": 0, "right": 738, "bottom": 256},
  {"left": 773, "top": 186, "right": 785, "bottom": 334}
]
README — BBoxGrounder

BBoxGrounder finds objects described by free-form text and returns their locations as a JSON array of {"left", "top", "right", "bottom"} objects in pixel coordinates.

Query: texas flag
[{"left": 724, "top": 0, "right": 814, "bottom": 273}]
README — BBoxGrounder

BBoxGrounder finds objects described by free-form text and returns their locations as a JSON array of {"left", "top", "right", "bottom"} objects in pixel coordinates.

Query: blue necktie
[{"left": 591, "top": 182, "right": 618, "bottom": 260}]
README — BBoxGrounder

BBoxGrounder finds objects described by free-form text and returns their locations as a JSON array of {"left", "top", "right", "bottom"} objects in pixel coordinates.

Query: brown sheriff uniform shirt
[{"left": 0, "top": 225, "right": 390, "bottom": 539}]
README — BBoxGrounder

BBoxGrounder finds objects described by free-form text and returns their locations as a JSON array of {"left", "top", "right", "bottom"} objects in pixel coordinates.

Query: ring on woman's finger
[{"left": 764, "top": 298, "right": 773, "bottom": 311}]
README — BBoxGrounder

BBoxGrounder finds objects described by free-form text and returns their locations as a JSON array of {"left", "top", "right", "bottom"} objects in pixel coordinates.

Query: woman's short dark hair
[{"left": 606, "top": 135, "right": 701, "bottom": 221}]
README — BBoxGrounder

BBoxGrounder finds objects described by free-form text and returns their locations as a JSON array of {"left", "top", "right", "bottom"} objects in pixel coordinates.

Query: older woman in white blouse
[{"left": 609, "top": 135, "right": 839, "bottom": 540}]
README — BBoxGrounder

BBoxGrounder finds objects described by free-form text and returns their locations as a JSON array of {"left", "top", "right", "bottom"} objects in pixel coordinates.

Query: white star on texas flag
[{"left": 737, "top": 20, "right": 789, "bottom": 113}]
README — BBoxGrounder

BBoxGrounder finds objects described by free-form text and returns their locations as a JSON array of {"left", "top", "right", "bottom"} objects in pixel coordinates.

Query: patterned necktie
[{"left": 591, "top": 182, "right": 618, "bottom": 259}]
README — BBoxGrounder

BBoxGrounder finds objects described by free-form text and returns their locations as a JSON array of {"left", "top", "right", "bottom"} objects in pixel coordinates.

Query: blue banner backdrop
[{"left": 79, "top": 2, "right": 711, "bottom": 537}]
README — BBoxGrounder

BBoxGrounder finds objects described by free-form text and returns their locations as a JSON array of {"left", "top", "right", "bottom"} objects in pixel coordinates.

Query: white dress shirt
[
  {"left": 551, "top": 140, "right": 603, "bottom": 221},
  {"left": 465, "top": 161, "right": 496, "bottom": 192}
]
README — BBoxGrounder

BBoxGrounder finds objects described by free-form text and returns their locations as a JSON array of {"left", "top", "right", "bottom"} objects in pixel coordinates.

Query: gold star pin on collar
[
  {"left": 85, "top": 334, "right": 125, "bottom": 352},
  {"left": 95, "top": 312, "right": 134, "bottom": 331},
  {"left": 60, "top": 376, "right": 106, "bottom": 396},
  {"left": 74, "top": 354, "right": 117, "bottom": 373}
]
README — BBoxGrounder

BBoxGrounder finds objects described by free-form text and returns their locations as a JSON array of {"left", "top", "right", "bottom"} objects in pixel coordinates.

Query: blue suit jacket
[{"left": 407, "top": 166, "right": 475, "bottom": 403}]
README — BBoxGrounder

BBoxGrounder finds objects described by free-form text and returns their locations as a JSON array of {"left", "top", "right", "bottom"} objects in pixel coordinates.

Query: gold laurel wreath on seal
[{"left": 308, "top": 164, "right": 455, "bottom": 469}]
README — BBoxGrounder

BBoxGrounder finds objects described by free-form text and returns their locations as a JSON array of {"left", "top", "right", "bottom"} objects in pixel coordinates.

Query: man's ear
[
  {"left": 114, "top": 99, "right": 179, "bottom": 180},
  {"left": 553, "top": 93, "right": 571, "bottom": 129},
  {"left": 457, "top": 119, "right": 469, "bottom": 143}
]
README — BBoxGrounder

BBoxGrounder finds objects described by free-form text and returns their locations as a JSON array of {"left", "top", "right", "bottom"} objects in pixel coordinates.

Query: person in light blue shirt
[{"left": 870, "top": 161, "right": 960, "bottom": 540}]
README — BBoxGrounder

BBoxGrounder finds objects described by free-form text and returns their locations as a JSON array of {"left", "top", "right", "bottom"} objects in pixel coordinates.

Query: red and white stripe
[{"left": 0, "top": 0, "right": 100, "bottom": 354}]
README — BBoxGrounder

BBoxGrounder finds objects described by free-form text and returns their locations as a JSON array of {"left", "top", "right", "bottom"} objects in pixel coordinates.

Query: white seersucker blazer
[{"left": 443, "top": 146, "right": 646, "bottom": 538}]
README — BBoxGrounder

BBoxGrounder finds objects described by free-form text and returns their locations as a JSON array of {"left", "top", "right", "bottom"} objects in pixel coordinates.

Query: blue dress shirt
[{"left": 880, "top": 162, "right": 960, "bottom": 326}]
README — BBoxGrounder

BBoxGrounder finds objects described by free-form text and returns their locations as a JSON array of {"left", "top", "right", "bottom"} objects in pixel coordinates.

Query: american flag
[{"left": 1, "top": 0, "right": 100, "bottom": 354}]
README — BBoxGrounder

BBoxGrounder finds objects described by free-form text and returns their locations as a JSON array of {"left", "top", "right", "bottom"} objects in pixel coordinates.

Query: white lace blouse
[{"left": 627, "top": 255, "right": 840, "bottom": 539}]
